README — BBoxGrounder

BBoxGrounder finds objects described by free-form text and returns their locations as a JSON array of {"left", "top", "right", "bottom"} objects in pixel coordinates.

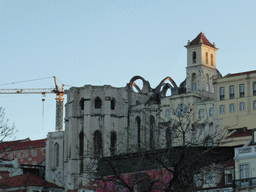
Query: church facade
[{"left": 45, "top": 33, "right": 256, "bottom": 190}]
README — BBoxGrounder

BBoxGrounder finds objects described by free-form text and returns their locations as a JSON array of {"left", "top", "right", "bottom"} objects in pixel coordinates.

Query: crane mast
[{"left": 0, "top": 76, "right": 65, "bottom": 131}]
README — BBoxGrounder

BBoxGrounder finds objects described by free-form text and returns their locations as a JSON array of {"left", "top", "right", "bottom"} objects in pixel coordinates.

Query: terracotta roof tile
[
  {"left": 188, "top": 32, "right": 215, "bottom": 48},
  {"left": 228, "top": 128, "right": 252, "bottom": 138},
  {"left": 224, "top": 70, "right": 256, "bottom": 77},
  {"left": 7, "top": 139, "right": 46, "bottom": 151}
]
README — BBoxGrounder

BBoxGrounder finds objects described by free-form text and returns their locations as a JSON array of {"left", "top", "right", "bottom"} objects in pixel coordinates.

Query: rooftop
[
  {"left": 224, "top": 70, "right": 256, "bottom": 78},
  {"left": 187, "top": 32, "right": 216, "bottom": 48}
]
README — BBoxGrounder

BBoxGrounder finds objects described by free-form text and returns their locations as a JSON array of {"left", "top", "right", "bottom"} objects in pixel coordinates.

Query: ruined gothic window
[
  {"left": 136, "top": 116, "right": 141, "bottom": 151},
  {"left": 193, "top": 51, "right": 196, "bottom": 63},
  {"left": 79, "top": 98, "right": 85, "bottom": 111},
  {"left": 205, "top": 52, "right": 208, "bottom": 64},
  {"left": 95, "top": 97, "right": 102, "bottom": 109},
  {"left": 93, "top": 130, "right": 102, "bottom": 157},
  {"left": 149, "top": 115, "right": 155, "bottom": 150},
  {"left": 54, "top": 143, "right": 59, "bottom": 167},
  {"left": 110, "top": 131, "right": 117, "bottom": 156},
  {"left": 166, "top": 127, "right": 171, "bottom": 148},
  {"left": 79, "top": 131, "right": 84, "bottom": 173},
  {"left": 111, "top": 99, "right": 115, "bottom": 110}
]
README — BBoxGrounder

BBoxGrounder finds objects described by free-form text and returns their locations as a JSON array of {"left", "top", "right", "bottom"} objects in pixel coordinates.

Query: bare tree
[
  {"left": 84, "top": 103, "right": 233, "bottom": 192},
  {"left": 0, "top": 107, "right": 17, "bottom": 141}
]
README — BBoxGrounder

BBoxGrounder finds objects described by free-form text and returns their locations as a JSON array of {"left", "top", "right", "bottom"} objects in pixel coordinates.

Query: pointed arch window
[
  {"left": 211, "top": 54, "right": 213, "bottom": 66},
  {"left": 95, "top": 97, "right": 102, "bottom": 109},
  {"left": 111, "top": 99, "right": 115, "bottom": 110},
  {"left": 206, "top": 74, "right": 209, "bottom": 92},
  {"left": 149, "top": 116, "right": 155, "bottom": 150},
  {"left": 79, "top": 98, "right": 85, "bottom": 115},
  {"left": 191, "top": 73, "right": 197, "bottom": 91},
  {"left": 205, "top": 52, "right": 208, "bottom": 64},
  {"left": 93, "top": 130, "right": 102, "bottom": 157},
  {"left": 110, "top": 131, "right": 117, "bottom": 156},
  {"left": 136, "top": 116, "right": 141, "bottom": 151},
  {"left": 193, "top": 52, "right": 196, "bottom": 63},
  {"left": 54, "top": 143, "right": 59, "bottom": 167}
]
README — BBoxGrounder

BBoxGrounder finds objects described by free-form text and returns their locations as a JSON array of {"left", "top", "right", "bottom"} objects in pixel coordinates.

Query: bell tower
[{"left": 185, "top": 33, "right": 218, "bottom": 94}]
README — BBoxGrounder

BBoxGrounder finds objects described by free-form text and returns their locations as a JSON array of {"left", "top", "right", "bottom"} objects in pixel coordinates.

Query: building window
[
  {"left": 220, "top": 105, "right": 225, "bottom": 114},
  {"left": 199, "top": 109, "right": 204, "bottom": 118},
  {"left": 9, "top": 153, "right": 13, "bottom": 159},
  {"left": 111, "top": 99, "right": 115, "bottom": 110},
  {"left": 229, "top": 103, "right": 235, "bottom": 113},
  {"left": 17, "top": 152, "right": 21, "bottom": 158},
  {"left": 110, "top": 131, "right": 117, "bottom": 156},
  {"left": 93, "top": 130, "right": 102, "bottom": 157},
  {"left": 54, "top": 143, "right": 59, "bottom": 167},
  {"left": 193, "top": 51, "right": 196, "bottom": 63},
  {"left": 240, "top": 164, "right": 249, "bottom": 179},
  {"left": 23, "top": 151, "right": 28, "bottom": 158},
  {"left": 239, "top": 102, "right": 245, "bottom": 111},
  {"left": 136, "top": 116, "right": 141, "bottom": 151},
  {"left": 205, "top": 52, "right": 208, "bottom": 64},
  {"left": 229, "top": 85, "right": 234, "bottom": 99},
  {"left": 254, "top": 100, "right": 256, "bottom": 110},
  {"left": 32, "top": 150, "right": 37, "bottom": 157},
  {"left": 239, "top": 84, "right": 245, "bottom": 97},
  {"left": 165, "top": 109, "right": 171, "bottom": 117},
  {"left": 94, "top": 97, "right": 102, "bottom": 109},
  {"left": 220, "top": 87, "right": 225, "bottom": 100},
  {"left": 211, "top": 54, "right": 213, "bottom": 66},
  {"left": 149, "top": 116, "right": 155, "bottom": 150},
  {"left": 253, "top": 82, "right": 256, "bottom": 95},
  {"left": 225, "top": 173, "right": 233, "bottom": 184},
  {"left": 79, "top": 131, "right": 84, "bottom": 173},
  {"left": 191, "top": 73, "right": 197, "bottom": 91},
  {"left": 204, "top": 136, "right": 213, "bottom": 147},
  {"left": 79, "top": 98, "right": 85, "bottom": 111},
  {"left": 209, "top": 108, "right": 213, "bottom": 116},
  {"left": 206, "top": 74, "right": 209, "bottom": 92}
]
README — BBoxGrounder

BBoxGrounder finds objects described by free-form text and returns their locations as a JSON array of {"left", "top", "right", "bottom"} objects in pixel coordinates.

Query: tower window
[
  {"left": 110, "top": 131, "right": 117, "bottom": 156},
  {"left": 95, "top": 97, "right": 102, "bottom": 109},
  {"left": 239, "top": 84, "right": 245, "bottom": 97},
  {"left": 211, "top": 54, "right": 213, "bottom": 66},
  {"left": 191, "top": 73, "right": 197, "bottom": 91},
  {"left": 206, "top": 74, "right": 209, "bottom": 92},
  {"left": 205, "top": 52, "right": 208, "bottom": 64},
  {"left": 94, "top": 130, "right": 102, "bottom": 157},
  {"left": 136, "top": 116, "right": 141, "bottom": 151},
  {"left": 149, "top": 116, "right": 155, "bottom": 150},
  {"left": 193, "top": 52, "right": 196, "bottom": 63},
  {"left": 111, "top": 99, "right": 115, "bottom": 110},
  {"left": 229, "top": 85, "right": 235, "bottom": 99}
]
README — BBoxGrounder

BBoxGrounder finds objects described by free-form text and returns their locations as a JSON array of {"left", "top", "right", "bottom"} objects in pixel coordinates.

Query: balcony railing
[{"left": 235, "top": 177, "right": 256, "bottom": 188}]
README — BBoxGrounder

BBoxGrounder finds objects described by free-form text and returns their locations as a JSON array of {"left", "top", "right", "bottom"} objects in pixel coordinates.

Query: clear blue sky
[{"left": 1, "top": 0, "right": 256, "bottom": 140}]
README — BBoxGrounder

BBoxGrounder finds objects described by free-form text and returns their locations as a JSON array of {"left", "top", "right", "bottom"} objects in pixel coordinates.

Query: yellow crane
[{"left": 0, "top": 76, "right": 65, "bottom": 131}]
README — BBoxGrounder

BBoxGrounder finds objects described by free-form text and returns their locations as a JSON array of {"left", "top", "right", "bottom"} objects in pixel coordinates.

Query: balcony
[{"left": 235, "top": 177, "right": 256, "bottom": 188}]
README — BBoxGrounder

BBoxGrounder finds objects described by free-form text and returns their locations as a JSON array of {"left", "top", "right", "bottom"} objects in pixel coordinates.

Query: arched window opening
[
  {"left": 191, "top": 73, "right": 197, "bottom": 91},
  {"left": 193, "top": 52, "right": 196, "bottom": 63},
  {"left": 110, "top": 131, "right": 117, "bottom": 156},
  {"left": 79, "top": 98, "right": 85, "bottom": 111},
  {"left": 136, "top": 116, "right": 141, "bottom": 151},
  {"left": 166, "top": 127, "right": 171, "bottom": 148},
  {"left": 93, "top": 130, "right": 102, "bottom": 157},
  {"left": 54, "top": 143, "right": 59, "bottom": 167},
  {"left": 111, "top": 99, "right": 115, "bottom": 110},
  {"left": 206, "top": 74, "right": 209, "bottom": 92},
  {"left": 95, "top": 97, "right": 102, "bottom": 109},
  {"left": 205, "top": 52, "right": 208, "bottom": 64},
  {"left": 79, "top": 131, "right": 84, "bottom": 157},
  {"left": 149, "top": 116, "right": 155, "bottom": 150},
  {"left": 211, "top": 54, "right": 213, "bottom": 66}
]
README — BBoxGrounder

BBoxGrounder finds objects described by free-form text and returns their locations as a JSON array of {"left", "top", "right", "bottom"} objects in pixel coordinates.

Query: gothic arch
[
  {"left": 155, "top": 76, "right": 178, "bottom": 96},
  {"left": 129, "top": 76, "right": 151, "bottom": 94},
  {"left": 135, "top": 116, "right": 141, "bottom": 151},
  {"left": 94, "top": 130, "right": 102, "bottom": 157},
  {"left": 149, "top": 115, "right": 155, "bottom": 150}
]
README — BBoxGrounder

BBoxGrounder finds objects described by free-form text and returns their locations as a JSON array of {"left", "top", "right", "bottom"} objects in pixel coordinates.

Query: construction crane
[{"left": 0, "top": 76, "right": 65, "bottom": 131}]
